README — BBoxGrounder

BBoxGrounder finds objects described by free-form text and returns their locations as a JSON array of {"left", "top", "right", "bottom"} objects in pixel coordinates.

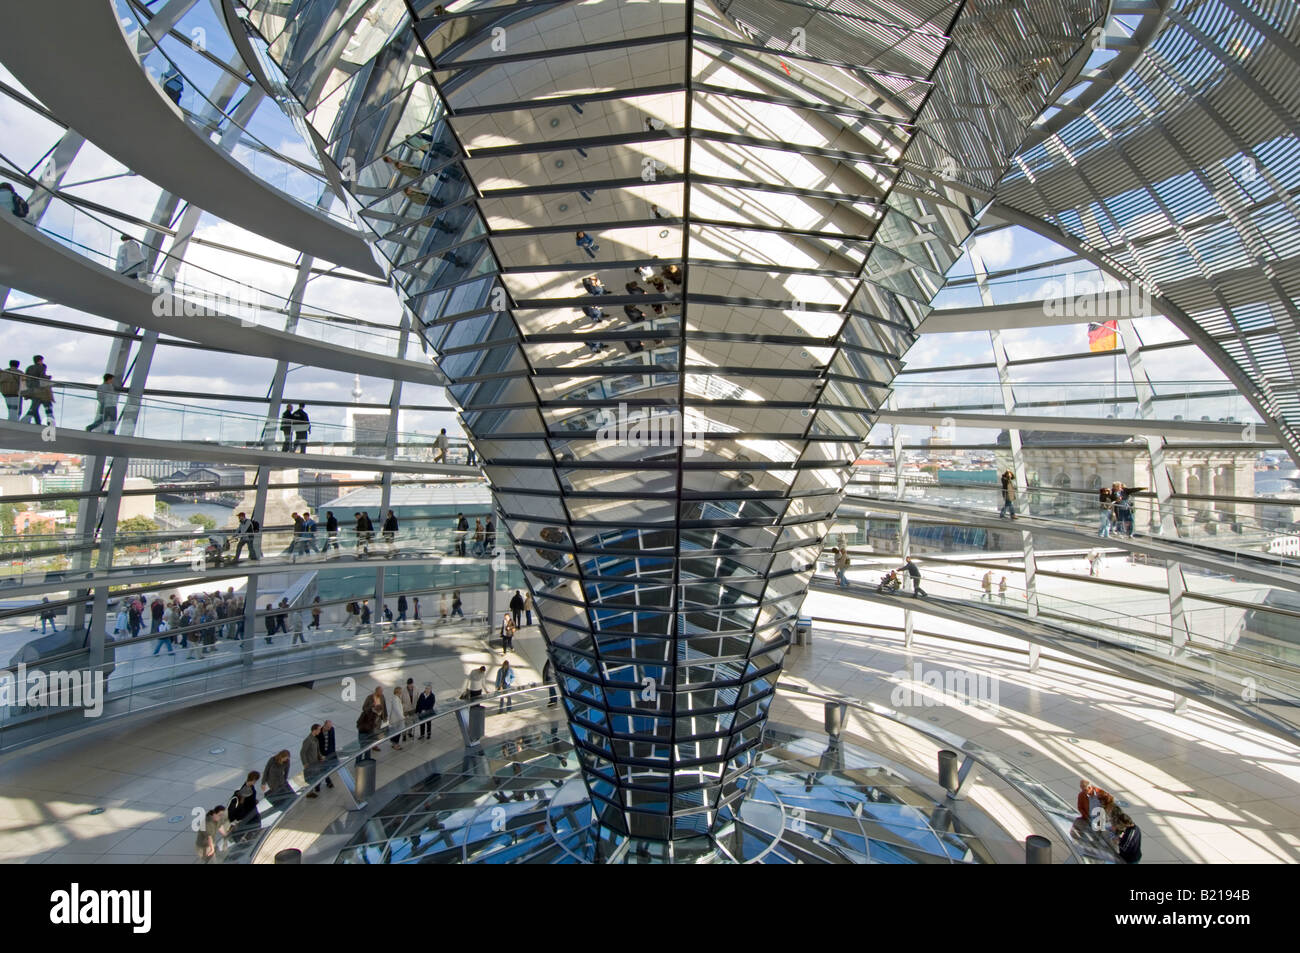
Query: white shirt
[
  {"left": 435, "top": 433, "right": 449, "bottom": 449},
  {"left": 116, "top": 240, "right": 145, "bottom": 273},
  {"left": 96, "top": 379, "right": 120, "bottom": 408}
]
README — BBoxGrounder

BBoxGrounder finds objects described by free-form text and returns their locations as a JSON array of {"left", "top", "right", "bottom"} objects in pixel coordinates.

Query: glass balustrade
[
  {"left": 890, "top": 380, "right": 1261, "bottom": 425},
  {"left": 6, "top": 385, "right": 466, "bottom": 459},
  {"left": 815, "top": 561, "right": 1300, "bottom": 737},
  {"left": 843, "top": 479, "right": 1300, "bottom": 570},
  {"left": 111, "top": 0, "right": 355, "bottom": 227},
  {"left": 10, "top": 187, "right": 414, "bottom": 357}
]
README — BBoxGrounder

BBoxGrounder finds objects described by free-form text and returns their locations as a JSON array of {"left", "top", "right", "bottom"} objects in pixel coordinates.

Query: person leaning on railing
[{"left": 0, "top": 359, "right": 22, "bottom": 421}]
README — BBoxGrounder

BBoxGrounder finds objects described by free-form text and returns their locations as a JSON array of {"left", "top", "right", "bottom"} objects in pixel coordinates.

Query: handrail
[
  {"left": 776, "top": 683, "right": 1118, "bottom": 864},
  {"left": 229, "top": 683, "right": 1120, "bottom": 864},
  {"left": 226, "top": 683, "right": 556, "bottom": 863}
]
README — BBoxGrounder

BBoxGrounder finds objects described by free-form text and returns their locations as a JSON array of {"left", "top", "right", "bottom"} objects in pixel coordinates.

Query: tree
[
  {"left": 117, "top": 516, "right": 158, "bottom": 535},
  {"left": 187, "top": 513, "right": 217, "bottom": 531},
  {"left": 155, "top": 500, "right": 171, "bottom": 514}
]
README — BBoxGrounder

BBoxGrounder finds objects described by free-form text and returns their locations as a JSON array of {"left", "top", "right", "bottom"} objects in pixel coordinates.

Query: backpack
[
  {"left": 227, "top": 788, "right": 247, "bottom": 821},
  {"left": 12, "top": 194, "right": 29, "bottom": 218},
  {"left": 249, "top": 519, "right": 260, "bottom": 532}
]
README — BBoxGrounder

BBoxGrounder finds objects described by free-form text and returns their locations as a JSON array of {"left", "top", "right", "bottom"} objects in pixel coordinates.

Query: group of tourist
[
  {"left": 198, "top": 719, "right": 345, "bottom": 861},
  {"left": 453, "top": 512, "right": 496, "bottom": 556},
  {"left": 355, "top": 679, "right": 439, "bottom": 760},
  {"left": 575, "top": 261, "right": 679, "bottom": 353},
  {"left": 118, "top": 588, "right": 249, "bottom": 658},
  {"left": 1077, "top": 778, "right": 1142, "bottom": 863},
  {"left": 1098, "top": 482, "right": 1143, "bottom": 538},
  {"left": 0, "top": 355, "right": 58, "bottom": 426}
]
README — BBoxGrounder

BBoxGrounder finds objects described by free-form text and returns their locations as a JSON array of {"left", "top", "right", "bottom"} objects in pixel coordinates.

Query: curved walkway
[
  {"left": 0, "top": 1, "right": 380, "bottom": 276},
  {"left": 0, "top": 213, "right": 443, "bottom": 387},
  {"left": 1, "top": 618, "right": 1297, "bottom": 862},
  {"left": 808, "top": 577, "right": 1300, "bottom": 747},
  {"left": 840, "top": 493, "right": 1300, "bottom": 592},
  {"left": 0, "top": 420, "right": 476, "bottom": 477}
]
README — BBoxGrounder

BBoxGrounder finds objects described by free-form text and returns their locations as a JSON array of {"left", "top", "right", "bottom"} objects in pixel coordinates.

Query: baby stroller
[
  {"left": 204, "top": 533, "right": 230, "bottom": 569},
  {"left": 876, "top": 570, "right": 901, "bottom": 594}
]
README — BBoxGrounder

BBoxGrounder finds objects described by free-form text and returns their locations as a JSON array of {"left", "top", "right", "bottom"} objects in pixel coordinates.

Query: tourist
[
  {"left": 455, "top": 512, "right": 468, "bottom": 556},
  {"left": 464, "top": 664, "right": 487, "bottom": 699},
  {"left": 0, "top": 360, "right": 21, "bottom": 420},
  {"left": 999, "top": 469, "right": 1017, "bottom": 519},
  {"left": 998, "top": 575, "right": 1009, "bottom": 604},
  {"left": 232, "top": 511, "right": 261, "bottom": 562},
  {"left": 228, "top": 771, "right": 262, "bottom": 830},
  {"left": 501, "top": 612, "right": 516, "bottom": 653},
  {"left": 396, "top": 593, "right": 408, "bottom": 625},
  {"left": 300, "top": 724, "right": 325, "bottom": 797},
  {"left": 439, "top": 592, "right": 448, "bottom": 620},
  {"left": 509, "top": 590, "right": 524, "bottom": 628},
  {"left": 495, "top": 658, "right": 515, "bottom": 711},
  {"left": 291, "top": 403, "right": 310, "bottom": 452},
  {"left": 401, "top": 678, "right": 418, "bottom": 741},
  {"left": 575, "top": 230, "right": 599, "bottom": 258},
  {"left": 0, "top": 182, "right": 29, "bottom": 218},
  {"left": 301, "top": 511, "right": 319, "bottom": 553},
  {"left": 325, "top": 510, "right": 340, "bottom": 551},
  {"left": 280, "top": 405, "right": 294, "bottom": 452},
  {"left": 115, "top": 235, "right": 147, "bottom": 279},
  {"left": 1098, "top": 487, "right": 1115, "bottom": 538},
  {"left": 262, "top": 750, "right": 296, "bottom": 808},
  {"left": 317, "top": 720, "right": 337, "bottom": 788},
  {"left": 1114, "top": 813, "right": 1142, "bottom": 863},
  {"left": 980, "top": 569, "right": 994, "bottom": 601},
  {"left": 20, "top": 355, "right": 53, "bottom": 426},
  {"left": 833, "top": 546, "right": 850, "bottom": 588},
  {"left": 382, "top": 509, "right": 398, "bottom": 544},
  {"left": 1077, "top": 779, "right": 1111, "bottom": 826},
  {"left": 389, "top": 686, "right": 406, "bottom": 750},
  {"left": 543, "top": 657, "right": 558, "bottom": 706},
  {"left": 451, "top": 590, "right": 464, "bottom": 618},
  {"left": 434, "top": 427, "right": 449, "bottom": 462},
  {"left": 523, "top": 591, "right": 533, "bottom": 627},
  {"left": 195, "top": 806, "right": 228, "bottom": 862},
  {"left": 895, "top": 556, "right": 927, "bottom": 598},
  {"left": 416, "top": 683, "right": 436, "bottom": 738}
]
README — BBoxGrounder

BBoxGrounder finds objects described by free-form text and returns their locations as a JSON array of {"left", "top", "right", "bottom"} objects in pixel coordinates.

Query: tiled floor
[{"left": 1, "top": 591, "right": 1297, "bottom": 864}]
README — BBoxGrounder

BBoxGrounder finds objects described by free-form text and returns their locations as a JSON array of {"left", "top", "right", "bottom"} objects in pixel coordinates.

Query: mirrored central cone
[{"left": 240, "top": 0, "right": 1105, "bottom": 841}]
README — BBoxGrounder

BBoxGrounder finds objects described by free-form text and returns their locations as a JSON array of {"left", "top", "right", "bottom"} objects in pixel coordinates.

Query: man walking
[
  {"left": 999, "top": 468, "right": 1017, "bottom": 519},
  {"left": 280, "top": 405, "right": 294, "bottom": 452},
  {"left": 316, "top": 720, "right": 337, "bottom": 788},
  {"left": 292, "top": 403, "right": 311, "bottom": 453},
  {"left": 434, "top": 427, "right": 449, "bottom": 463},
  {"left": 301, "top": 724, "right": 325, "bottom": 797},
  {"left": 115, "top": 234, "right": 147, "bottom": 280},
  {"left": 232, "top": 512, "right": 260, "bottom": 562},
  {"left": 980, "top": 569, "right": 994, "bottom": 602},
  {"left": 416, "top": 683, "right": 436, "bottom": 738},
  {"left": 325, "top": 510, "right": 340, "bottom": 551},
  {"left": 454, "top": 512, "right": 468, "bottom": 557},
  {"left": 0, "top": 360, "right": 22, "bottom": 420},
  {"left": 20, "top": 355, "right": 53, "bottom": 426},
  {"left": 509, "top": 590, "right": 524, "bottom": 629},
  {"left": 495, "top": 658, "right": 515, "bottom": 711},
  {"left": 301, "top": 511, "right": 319, "bottom": 554},
  {"left": 896, "top": 556, "right": 927, "bottom": 598}
]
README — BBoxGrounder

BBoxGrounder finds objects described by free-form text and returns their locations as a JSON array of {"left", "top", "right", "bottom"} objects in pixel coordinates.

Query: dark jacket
[
  {"left": 229, "top": 782, "right": 259, "bottom": 823},
  {"left": 1117, "top": 824, "right": 1142, "bottom": 863},
  {"left": 326, "top": 513, "right": 339, "bottom": 532},
  {"left": 300, "top": 734, "right": 323, "bottom": 769},
  {"left": 383, "top": 514, "right": 398, "bottom": 533},
  {"left": 356, "top": 708, "right": 380, "bottom": 737},
  {"left": 416, "top": 689, "right": 436, "bottom": 717},
  {"left": 397, "top": 595, "right": 407, "bottom": 612},
  {"left": 317, "top": 726, "right": 336, "bottom": 758},
  {"left": 510, "top": 592, "right": 524, "bottom": 612},
  {"left": 263, "top": 756, "right": 291, "bottom": 793},
  {"left": 898, "top": 561, "right": 921, "bottom": 579}
]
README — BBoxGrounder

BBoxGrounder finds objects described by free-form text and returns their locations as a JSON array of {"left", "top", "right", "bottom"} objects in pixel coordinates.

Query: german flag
[{"left": 1088, "top": 320, "right": 1118, "bottom": 352}]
